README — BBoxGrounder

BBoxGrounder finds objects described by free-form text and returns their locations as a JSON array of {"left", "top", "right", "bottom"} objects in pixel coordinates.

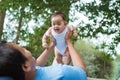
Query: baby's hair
[{"left": 51, "top": 11, "right": 66, "bottom": 21}]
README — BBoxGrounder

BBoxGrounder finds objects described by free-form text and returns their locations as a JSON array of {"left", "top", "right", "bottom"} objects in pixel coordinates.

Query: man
[{"left": 0, "top": 29, "right": 87, "bottom": 80}]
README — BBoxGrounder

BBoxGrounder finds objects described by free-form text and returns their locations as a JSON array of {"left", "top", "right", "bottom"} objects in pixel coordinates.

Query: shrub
[
  {"left": 111, "top": 55, "right": 120, "bottom": 80},
  {"left": 74, "top": 40, "right": 114, "bottom": 79}
]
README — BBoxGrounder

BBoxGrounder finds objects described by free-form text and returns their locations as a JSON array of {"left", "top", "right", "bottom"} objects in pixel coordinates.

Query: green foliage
[
  {"left": 0, "top": 0, "right": 75, "bottom": 58},
  {"left": 94, "top": 52, "right": 113, "bottom": 79},
  {"left": 73, "top": 0, "right": 120, "bottom": 55},
  {"left": 24, "top": 25, "right": 47, "bottom": 58},
  {"left": 22, "top": 24, "right": 54, "bottom": 65},
  {"left": 111, "top": 55, "right": 120, "bottom": 80},
  {"left": 1, "top": 0, "right": 76, "bottom": 44},
  {"left": 74, "top": 40, "right": 114, "bottom": 79}
]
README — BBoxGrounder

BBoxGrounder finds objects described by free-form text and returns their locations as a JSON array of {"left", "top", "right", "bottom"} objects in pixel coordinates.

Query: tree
[
  {"left": 0, "top": 0, "right": 6, "bottom": 39},
  {"left": 0, "top": 11, "right": 6, "bottom": 39},
  {"left": 1, "top": 0, "right": 78, "bottom": 58},
  {"left": 72, "top": 0, "right": 120, "bottom": 55}
]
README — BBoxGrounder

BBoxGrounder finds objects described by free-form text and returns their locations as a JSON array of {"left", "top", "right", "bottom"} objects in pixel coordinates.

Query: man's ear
[{"left": 22, "top": 62, "right": 31, "bottom": 72}]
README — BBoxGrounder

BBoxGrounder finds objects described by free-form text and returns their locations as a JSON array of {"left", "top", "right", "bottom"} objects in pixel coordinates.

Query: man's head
[{"left": 0, "top": 41, "right": 36, "bottom": 80}]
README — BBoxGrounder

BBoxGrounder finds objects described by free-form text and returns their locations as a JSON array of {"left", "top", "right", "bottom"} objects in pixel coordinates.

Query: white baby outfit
[{"left": 45, "top": 24, "right": 73, "bottom": 56}]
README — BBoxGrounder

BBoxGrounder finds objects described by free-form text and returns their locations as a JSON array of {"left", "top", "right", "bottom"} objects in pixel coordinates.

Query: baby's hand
[
  {"left": 42, "top": 42, "right": 48, "bottom": 49},
  {"left": 66, "top": 27, "right": 72, "bottom": 41},
  {"left": 73, "top": 32, "right": 78, "bottom": 38},
  {"left": 72, "top": 26, "right": 78, "bottom": 38}
]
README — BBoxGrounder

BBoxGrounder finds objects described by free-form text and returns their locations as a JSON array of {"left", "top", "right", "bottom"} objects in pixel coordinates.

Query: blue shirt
[
  {"left": 0, "top": 77, "right": 13, "bottom": 80},
  {"left": 35, "top": 64, "right": 87, "bottom": 80}
]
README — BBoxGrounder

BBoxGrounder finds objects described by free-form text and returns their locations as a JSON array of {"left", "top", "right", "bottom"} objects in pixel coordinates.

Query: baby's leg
[
  {"left": 53, "top": 48, "right": 63, "bottom": 64},
  {"left": 63, "top": 48, "right": 71, "bottom": 65}
]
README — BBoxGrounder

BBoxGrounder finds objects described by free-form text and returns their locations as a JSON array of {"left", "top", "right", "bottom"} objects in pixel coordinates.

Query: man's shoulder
[{"left": 35, "top": 65, "right": 64, "bottom": 80}]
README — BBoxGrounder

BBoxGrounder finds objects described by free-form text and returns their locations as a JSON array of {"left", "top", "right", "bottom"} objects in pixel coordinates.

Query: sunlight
[{"left": 81, "top": 0, "right": 101, "bottom": 4}]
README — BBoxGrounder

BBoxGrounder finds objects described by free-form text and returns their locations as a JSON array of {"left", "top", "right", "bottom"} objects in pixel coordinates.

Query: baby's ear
[{"left": 22, "top": 62, "right": 31, "bottom": 72}]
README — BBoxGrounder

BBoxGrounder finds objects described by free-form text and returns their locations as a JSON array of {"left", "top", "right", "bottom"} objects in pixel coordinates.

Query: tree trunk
[
  {"left": 0, "top": 11, "right": 6, "bottom": 39},
  {"left": 15, "top": 8, "right": 24, "bottom": 44}
]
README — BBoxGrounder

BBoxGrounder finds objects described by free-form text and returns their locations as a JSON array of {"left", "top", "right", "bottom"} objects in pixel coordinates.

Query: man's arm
[
  {"left": 36, "top": 45, "right": 54, "bottom": 66},
  {"left": 36, "top": 33, "right": 55, "bottom": 66},
  {"left": 66, "top": 28, "right": 87, "bottom": 72}
]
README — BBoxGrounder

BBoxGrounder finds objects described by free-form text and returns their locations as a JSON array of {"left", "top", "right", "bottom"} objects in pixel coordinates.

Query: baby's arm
[{"left": 42, "top": 27, "right": 52, "bottom": 49}]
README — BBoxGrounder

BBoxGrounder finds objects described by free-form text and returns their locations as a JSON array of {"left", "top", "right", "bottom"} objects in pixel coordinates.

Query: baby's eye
[{"left": 56, "top": 22, "right": 61, "bottom": 25}]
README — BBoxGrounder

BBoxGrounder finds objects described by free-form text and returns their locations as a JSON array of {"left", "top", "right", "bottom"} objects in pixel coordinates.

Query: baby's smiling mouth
[{"left": 54, "top": 28, "right": 60, "bottom": 33}]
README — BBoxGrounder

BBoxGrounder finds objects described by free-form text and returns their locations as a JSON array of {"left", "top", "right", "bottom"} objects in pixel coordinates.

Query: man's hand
[
  {"left": 72, "top": 27, "right": 78, "bottom": 38},
  {"left": 66, "top": 28, "right": 72, "bottom": 43},
  {"left": 73, "top": 31, "right": 78, "bottom": 38},
  {"left": 42, "top": 42, "right": 48, "bottom": 49}
]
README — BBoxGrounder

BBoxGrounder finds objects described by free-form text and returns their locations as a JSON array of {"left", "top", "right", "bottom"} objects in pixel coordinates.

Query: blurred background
[{"left": 0, "top": 0, "right": 120, "bottom": 80}]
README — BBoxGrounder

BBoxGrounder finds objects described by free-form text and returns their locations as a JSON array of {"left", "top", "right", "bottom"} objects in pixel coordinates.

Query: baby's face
[{"left": 51, "top": 15, "right": 66, "bottom": 34}]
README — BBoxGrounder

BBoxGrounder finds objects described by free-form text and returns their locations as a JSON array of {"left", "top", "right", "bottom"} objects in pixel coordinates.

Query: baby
[{"left": 42, "top": 11, "right": 78, "bottom": 64}]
